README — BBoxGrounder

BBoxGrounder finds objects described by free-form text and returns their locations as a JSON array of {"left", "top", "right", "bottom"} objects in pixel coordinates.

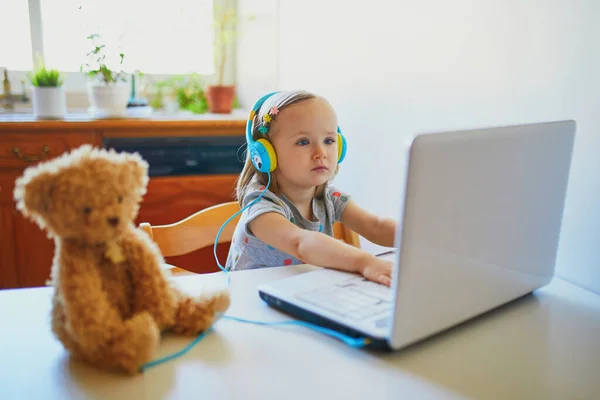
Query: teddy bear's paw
[
  {"left": 171, "top": 290, "right": 231, "bottom": 335},
  {"left": 115, "top": 312, "right": 161, "bottom": 373},
  {"left": 208, "top": 289, "right": 231, "bottom": 314}
]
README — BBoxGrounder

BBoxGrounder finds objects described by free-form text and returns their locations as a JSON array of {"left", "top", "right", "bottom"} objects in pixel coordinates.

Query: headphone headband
[{"left": 246, "top": 91, "right": 280, "bottom": 145}]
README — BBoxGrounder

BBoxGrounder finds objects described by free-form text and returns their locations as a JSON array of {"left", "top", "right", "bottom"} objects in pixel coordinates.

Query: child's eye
[
  {"left": 83, "top": 206, "right": 92, "bottom": 215},
  {"left": 117, "top": 195, "right": 123, "bottom": 204},
  {"left": 296, "top": 139, "right": 309, "bottom": 146},
  {"left": 324, "top": 137, "right": 336, "bottom": 145}
]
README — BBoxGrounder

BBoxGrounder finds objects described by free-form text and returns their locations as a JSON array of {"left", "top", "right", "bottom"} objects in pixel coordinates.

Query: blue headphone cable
[{"left": 139, "top": 173, "right": 370, "bottom": 372}]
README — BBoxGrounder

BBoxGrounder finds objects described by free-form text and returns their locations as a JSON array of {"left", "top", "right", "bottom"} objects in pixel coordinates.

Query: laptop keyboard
[{"left": 295, "top": 276, "right": 392, "bottom": 322}]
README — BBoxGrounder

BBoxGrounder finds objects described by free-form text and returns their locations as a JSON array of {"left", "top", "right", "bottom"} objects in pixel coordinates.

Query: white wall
[
  {"left": 235, "top": 0, "right": 279, "bottom": 109},
  {"left": 238, "top": 0, "right": 600, "bottom": 294}
]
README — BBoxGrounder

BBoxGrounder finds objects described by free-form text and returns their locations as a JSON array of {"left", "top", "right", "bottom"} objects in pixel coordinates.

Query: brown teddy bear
[{"left": 13, "top": 144, "right": 230, "bottom": 374}]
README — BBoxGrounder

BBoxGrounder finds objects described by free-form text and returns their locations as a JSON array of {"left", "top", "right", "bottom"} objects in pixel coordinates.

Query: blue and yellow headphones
[{"left": 246, "top": 91, "right": 348, "bottom": 173}]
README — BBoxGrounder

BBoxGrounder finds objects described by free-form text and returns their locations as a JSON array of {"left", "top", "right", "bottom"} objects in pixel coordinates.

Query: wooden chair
[{"left": 139, "top": 201, "right": 360, "bottom": 274}]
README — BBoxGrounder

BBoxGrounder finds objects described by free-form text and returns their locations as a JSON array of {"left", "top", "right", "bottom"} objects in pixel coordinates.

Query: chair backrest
[
  {"left": 140, "top": 201, "right": 361, "bottom": 273},
  {"left": 139, "top": 201, "right": 241, "bottom": 258}
]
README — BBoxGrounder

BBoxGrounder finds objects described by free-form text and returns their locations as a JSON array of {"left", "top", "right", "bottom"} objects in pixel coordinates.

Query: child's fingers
[
  {"left": 362, "top": 267, "right": 391, "bottom": 287},
  {"left": 379, "top": 274, "right": 391, "bottom": 287},
  {"left": 361, "top": 269, "right": 375, "bottom": 284}
]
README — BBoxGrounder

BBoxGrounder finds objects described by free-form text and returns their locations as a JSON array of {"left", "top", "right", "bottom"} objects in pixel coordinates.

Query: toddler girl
[{"left": 225, "top": 90, "right": 396, "bottom": 286}]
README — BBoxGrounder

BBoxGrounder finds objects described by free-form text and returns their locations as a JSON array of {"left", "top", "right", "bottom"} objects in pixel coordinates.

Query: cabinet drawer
[{"left": 0, "top": 132, "right": 99, "bottom": 169}]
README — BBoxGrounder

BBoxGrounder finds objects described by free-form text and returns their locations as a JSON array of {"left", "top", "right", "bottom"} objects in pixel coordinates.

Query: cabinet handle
[{"left": 12, "top": 145, "right": 50, "bottom": 162}]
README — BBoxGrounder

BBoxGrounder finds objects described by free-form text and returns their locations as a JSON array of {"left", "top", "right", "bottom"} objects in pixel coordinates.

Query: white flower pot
[
  {"left": 32, "top": 86, "right": 66, "bottom": 119},
  {"left": 87, "top": 82, "right": 130, "bottom": 118}
]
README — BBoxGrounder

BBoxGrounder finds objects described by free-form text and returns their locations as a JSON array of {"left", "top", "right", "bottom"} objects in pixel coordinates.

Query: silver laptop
[{"left": 258, "top": 120, "right": 576, "bottom": 350}]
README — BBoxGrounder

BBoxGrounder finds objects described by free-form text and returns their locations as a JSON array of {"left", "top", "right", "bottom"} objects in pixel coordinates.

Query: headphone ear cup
[
  {"left": 258, "top": 138, "right": 277, "bottom": 171},
  {"left": 249, "top": 138, "right": 277, "bottom": 173},
  {"left": 337, "top": 132, "right": 347, "bottom": 163}
]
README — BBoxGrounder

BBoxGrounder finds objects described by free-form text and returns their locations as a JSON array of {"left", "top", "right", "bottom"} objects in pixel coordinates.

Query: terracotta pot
[{"left": 205, "top": 85, "right": 235, "bottom": 114}]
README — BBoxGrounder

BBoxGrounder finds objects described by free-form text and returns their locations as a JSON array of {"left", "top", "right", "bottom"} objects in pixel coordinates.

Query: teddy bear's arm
[
  {"left": 121, "top": 229, "right": 179, "bottom": 329},
  {"left": 58, "top": 251, "right": 128, "bottom": 343}
]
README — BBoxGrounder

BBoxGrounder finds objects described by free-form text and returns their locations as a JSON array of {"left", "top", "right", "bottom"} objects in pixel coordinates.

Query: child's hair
[{"left": 236, "top": 90, "right": 340, "bottom": 206}]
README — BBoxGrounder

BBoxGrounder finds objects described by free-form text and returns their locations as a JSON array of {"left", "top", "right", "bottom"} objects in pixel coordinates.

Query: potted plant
[
  {"left": 28, "top": 59, "right": 66, "bottom": 119},
  {"left": 205, "top": 0, "right": 237, "bottom": 114},
  {"left": 152, "top": 74, "right": 209, "bottom": 114},
  {"left": 81, "top": 34, "right": 129, "bottom": 118}
]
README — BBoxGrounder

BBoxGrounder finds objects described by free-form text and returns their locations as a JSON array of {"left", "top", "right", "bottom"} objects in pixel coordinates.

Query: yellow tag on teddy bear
[{"left": 105, "top": 240, "right": 125, "bottom": 264}]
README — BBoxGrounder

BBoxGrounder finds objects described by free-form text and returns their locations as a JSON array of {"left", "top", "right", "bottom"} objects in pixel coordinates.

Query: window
[
  {"left": 1, "top": 0, "right": 34, "bottom": 70},
  {"left": 2, "top": 0, "right": 217, "bottom": 87},
  {"left": 40, "top": 0, "right": 214, "bottom": 75}
]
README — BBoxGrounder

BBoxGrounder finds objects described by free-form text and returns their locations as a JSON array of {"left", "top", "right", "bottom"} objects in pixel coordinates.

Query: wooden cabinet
[
  {"left": 0, "top": 195, "right": 18, "bottom": 287},
  {"left": 0, "top": 130, "right": 102, "bottom": 288},
  {"left": 0, "top": 117, "right": 246, "bottom": 289}
]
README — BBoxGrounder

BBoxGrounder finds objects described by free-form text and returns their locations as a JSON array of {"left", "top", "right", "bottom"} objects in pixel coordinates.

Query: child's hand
[{"left": 359, "top": 258, "right": 392, "bottom": 287}]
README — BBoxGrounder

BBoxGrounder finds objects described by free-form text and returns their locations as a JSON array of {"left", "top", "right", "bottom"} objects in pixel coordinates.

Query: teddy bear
[{"left": 13, "top": 144, "right": 230, "bottom": 374}]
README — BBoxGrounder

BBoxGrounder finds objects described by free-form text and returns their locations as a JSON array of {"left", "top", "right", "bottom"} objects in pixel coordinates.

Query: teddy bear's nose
[{"left": 107, "top": 217, "right": 120, "bottom": 227}]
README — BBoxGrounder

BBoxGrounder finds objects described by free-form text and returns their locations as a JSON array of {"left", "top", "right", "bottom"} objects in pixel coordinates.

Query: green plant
[
  {"left": 28, "top": 60, "right": 63, "bottom": 87},
  {"left": 81, "top": 33, "right": 126, "bottom": 85},
  {"left": 151, "top": 74, "right": 208, "bottom": 114}
]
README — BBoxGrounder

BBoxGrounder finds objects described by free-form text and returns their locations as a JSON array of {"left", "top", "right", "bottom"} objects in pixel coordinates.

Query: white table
[{"left": 1, "top": 265, "right": 600, "bottom": 400}]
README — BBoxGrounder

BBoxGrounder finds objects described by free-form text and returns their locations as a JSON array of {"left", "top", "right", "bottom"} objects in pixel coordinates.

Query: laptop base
[{"left": 258, "top": 290, "right": 392, "bottom": 351}]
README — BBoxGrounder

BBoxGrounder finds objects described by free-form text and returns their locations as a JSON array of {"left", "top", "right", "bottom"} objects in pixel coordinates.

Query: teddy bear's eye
[
  {"left": 83, "top": 206, "right": 92, "bottom": 215},
  {"left": 117, "top": 195, "right": 123, "bottom": 204}
]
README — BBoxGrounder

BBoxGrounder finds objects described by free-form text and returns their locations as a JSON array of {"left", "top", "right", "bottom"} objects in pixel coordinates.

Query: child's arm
[
  {"left": 249, "top": 213, "right": 392, "bottom": 286},
  {"left": 340, "top": 199, "right": 396, "bottom": 247}
]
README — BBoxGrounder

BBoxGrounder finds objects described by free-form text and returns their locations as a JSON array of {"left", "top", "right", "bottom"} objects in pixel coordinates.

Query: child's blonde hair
[{"left": 236, "top": 90, "right": 340, "bottom": 206}]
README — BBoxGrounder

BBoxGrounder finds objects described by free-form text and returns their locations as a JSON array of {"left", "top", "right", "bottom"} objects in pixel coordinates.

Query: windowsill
[{"left": 0, "top": 106, "right": 249, "bottom": 122}]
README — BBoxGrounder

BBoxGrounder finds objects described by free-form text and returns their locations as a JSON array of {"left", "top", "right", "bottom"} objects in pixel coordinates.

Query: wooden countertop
[{"left": 0, "top": 112, "right": 248, "bottom": 137}]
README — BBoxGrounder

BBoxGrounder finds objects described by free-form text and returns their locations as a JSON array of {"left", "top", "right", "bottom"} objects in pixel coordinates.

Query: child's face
[{"left": 270, "top": 98, "right": 339, "bottom": 190}]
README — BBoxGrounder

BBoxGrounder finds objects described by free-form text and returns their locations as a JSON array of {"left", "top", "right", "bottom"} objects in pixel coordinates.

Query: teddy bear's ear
[
  {"left": 13, "top": 170, "right": 57, "bottom": 217},
  {"left": 123, "top": 152, "right": 149, "bottom": 194}
]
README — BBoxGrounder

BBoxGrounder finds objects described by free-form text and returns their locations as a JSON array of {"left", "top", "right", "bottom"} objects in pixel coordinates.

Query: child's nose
[{"left": 313, "top": 144, "right": 327, "bottom": 159}]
